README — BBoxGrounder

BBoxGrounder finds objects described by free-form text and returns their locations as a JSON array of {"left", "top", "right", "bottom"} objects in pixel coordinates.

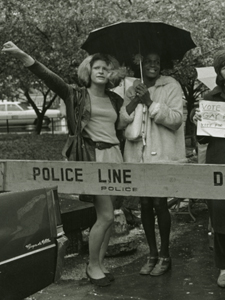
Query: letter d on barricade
[
  {"left": 214, "top": 172, "right": 223, "bottom": 186},
  {"left": 2, "top": 161, "right": 225, "bottom": 200}
]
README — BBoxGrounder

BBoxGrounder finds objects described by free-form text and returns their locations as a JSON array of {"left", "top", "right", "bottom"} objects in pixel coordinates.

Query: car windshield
[{"left": 18, "top": 103, "right": 30, "bottom": 110}]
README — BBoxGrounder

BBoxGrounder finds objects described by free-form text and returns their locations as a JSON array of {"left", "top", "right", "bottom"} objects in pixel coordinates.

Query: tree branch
[
  {"left": 24, "top": 90, "right": 40, "bottom": 116},
  {"left": 36, "top": 26, "right": 51, "bottom": 43}
]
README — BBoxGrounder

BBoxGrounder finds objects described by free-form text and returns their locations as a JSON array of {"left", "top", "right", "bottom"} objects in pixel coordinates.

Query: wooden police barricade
[
  {"left": 1, "top": 159, "right": 224, "bottom": 251},
  {"left": 0, "top": 160, "right": 225, "bottom": 199}
]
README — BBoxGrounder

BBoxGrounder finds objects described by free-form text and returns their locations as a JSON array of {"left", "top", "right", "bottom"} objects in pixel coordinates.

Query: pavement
[{"left": 27, "top": 200, "right": 225, "bottom": 300}]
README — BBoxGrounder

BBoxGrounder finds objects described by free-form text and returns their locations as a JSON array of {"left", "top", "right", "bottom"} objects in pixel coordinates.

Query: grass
[
  {"left": 0, "top": 133, "right": 197, "bottom": 162},
  {"left": 0, "top": 133, "right": 68, "bottom": 161}
]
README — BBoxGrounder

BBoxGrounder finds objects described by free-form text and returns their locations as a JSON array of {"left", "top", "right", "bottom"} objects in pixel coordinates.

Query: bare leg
[
  {"left": 99, "top": 223, "right": 113, "bottom": 273},
  {"left": 141, "top": 197, "right": 158, "bottom": 257},
  {"left": 87, "top": 195, "right": 114, "bottom": 279}
]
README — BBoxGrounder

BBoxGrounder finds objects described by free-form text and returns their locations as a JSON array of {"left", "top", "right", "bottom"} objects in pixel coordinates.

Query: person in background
[
  {"left": 193, "top": 49, "right": 225, "bottom": 288},
  {"left": 190, "top": 103, "right": 213, "bottom": 250},
  {"left": 2, "top": 41, "right": 125, "bottom": 287},
  {"left": 119, "top": 51, "right": 186, "bottom": 276}
]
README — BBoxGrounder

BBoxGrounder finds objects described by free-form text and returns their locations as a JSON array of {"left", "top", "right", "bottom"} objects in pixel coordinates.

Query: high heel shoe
[
  {"left": 86, "top": 266, "right": 111, "bottom": 287},
  {"left": 150, "top": 257, "right": 171, "bottom": 276}
]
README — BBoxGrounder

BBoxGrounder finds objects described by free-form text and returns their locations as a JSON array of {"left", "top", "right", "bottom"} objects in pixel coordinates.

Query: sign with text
[
  {"left": 197, "top": 99, "right": 225, "bottom": 137},
  {"left": 1, "top": 160, "right": 225, "bottom": 200}
]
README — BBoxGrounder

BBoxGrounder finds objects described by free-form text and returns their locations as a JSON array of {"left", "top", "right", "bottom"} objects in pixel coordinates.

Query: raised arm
[
  {"left": 2, "top": 41, "right": 71, "bottom": 101},
  {"left": 2, "top": 41, "right": 35, "bottom": 66}
]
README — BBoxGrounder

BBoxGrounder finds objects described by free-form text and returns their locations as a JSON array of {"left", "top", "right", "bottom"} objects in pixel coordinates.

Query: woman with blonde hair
[{"left": 2, "top": 41, "right": 125, "bottom": 287}]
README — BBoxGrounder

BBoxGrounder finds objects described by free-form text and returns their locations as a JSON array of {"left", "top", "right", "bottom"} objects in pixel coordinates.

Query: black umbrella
[{"left": 82, "top": 20, "right": 197, "bottom": 71}]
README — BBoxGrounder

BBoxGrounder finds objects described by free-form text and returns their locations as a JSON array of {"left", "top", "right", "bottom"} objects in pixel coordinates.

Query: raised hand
[
  {"left": 2, "top": 41, "right": 22, "bottom": 56},
  {"left": 2, "top": 41, "right": 34, "bottom": 66},
  {"left": 193, "top": 108, "right": 202, "bottom": 125}
]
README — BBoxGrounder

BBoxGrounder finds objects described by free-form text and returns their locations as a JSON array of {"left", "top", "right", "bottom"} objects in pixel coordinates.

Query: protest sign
[{"left": 197, "top": 99, "right": 225, "bottom": 138}]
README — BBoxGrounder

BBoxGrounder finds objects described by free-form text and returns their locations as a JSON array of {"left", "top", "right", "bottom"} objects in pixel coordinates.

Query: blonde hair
[{"left": 77, "top": 53, "right": 124, "bottom": 89}]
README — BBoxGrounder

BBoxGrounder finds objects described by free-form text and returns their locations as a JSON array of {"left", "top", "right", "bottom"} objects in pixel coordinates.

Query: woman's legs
[
  {"left": 87, "top": 195, "right": 114, "bottom": 279},
  {"left": 140, "top": 197, "right": 158, "bottom": 257},
  {"left": 146, "top": 197, "right": 171, "bottom": 277},
  {"left": 153, "top": 197, "right": 171, "bottom": 258},
  {"left": 99, "top": 224, "right": 113, "bottom": 272},
  {"left": 140, "top": 197, "right": 171, "bottom": 257},
  {"left": 214, "top": 232, "right": 225, "bottom": 269},
  {"left": 214, "top": 232, "right": 225, "bottom": 287}
]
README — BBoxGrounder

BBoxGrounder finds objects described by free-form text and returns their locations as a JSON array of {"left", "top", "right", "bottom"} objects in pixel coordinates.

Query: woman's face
[
  {"left": 142, "top": 53, "right": 160, "bottom": 79},
  {"left": 90, "top": 60, "right": 109, "bottom": 85},
  {"left": 221, "top": 66, "right": 225, "bottom": 79}
]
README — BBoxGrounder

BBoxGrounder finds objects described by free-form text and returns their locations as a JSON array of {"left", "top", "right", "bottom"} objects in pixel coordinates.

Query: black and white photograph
[{"left": 0, "top": 1, "right": 225, "bottom": 299}]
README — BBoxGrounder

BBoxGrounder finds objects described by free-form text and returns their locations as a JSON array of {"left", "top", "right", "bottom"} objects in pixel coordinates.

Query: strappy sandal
[
  {"left": 150, "top": 257, "right": 171, "bottom": 276},
  {"left": 139, "top": 257, "right": 158, "bottom": 275}
]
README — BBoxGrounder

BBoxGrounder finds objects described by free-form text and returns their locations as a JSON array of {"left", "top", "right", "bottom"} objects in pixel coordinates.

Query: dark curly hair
[{"left": 214, "top": 49, "right": 225, "bottom": 87}]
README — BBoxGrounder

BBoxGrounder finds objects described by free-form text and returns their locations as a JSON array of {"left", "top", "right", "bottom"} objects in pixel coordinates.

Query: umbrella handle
[
  {"left": 140, "top": 60, "right": 144, "bottom": 83},
  {"left": 138, "top": 40, "right": 144, "bottom": 83}
]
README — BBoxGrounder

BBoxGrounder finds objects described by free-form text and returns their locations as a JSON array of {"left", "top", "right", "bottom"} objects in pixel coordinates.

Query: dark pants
[{"left": 214, "top": 232, "right": 225, "bottom": 269}]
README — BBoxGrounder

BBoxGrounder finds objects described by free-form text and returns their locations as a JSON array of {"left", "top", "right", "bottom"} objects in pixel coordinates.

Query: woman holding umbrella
[
  {"left": 119, "top": 51, "right": 186, "bottom": 276},
  {"left": 2, "top": 41, "right": 125, "bottom": 287}
]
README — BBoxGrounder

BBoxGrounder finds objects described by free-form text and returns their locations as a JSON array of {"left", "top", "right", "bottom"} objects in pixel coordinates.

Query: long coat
[
  {"left": 119, "top": 75, "right": 186, "bottom": 163},
  {"left": 198, "top": 86, "right": 225, "bottom": 234}
]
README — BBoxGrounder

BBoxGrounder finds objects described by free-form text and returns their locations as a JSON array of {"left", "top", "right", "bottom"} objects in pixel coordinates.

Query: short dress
[{"left": 83, "top": 91, "right": 123, "bottom": 164}]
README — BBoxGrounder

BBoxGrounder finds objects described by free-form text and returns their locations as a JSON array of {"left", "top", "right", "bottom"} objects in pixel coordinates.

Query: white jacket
[{"left": 119, "top": 75, "right": 186, "bottom": 163}]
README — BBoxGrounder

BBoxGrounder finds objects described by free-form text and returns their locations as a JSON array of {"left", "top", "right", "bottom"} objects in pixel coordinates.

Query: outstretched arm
[
  {"left": 2, "top": 41, "right": 35, "bottom": 66},
  {"left": 2, "top": 41, "right": 71, "bottom": 101}
]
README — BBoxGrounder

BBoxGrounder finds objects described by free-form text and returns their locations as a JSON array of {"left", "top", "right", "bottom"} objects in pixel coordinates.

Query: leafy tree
[
  {"left": 0, "top": 0, "right": 102, "bottom": 133},
  {"left": 0, "top": 0, "right": 225, "bottom": 135}
]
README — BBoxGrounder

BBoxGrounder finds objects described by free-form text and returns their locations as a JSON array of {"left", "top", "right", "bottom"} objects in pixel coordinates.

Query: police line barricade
[{"left": 1, "top": 160, "right": 225, "bottom": 200}]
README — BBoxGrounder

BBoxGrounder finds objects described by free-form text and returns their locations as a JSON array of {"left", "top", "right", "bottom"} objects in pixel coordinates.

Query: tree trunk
[
  {"left": 186, "top": 99, "right": 197, "bottom": 147},
  {"left": 34, "top": 114, "right": 45, "bottom": 135}
]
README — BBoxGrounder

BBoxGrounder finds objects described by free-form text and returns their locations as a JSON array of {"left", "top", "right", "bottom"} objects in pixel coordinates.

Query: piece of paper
[
  {"left": 112, "top": 77, "right": 138, "bottom": 98},
  {"left": 196, "top": 67, "right": 216, "bottom": 90},
  {"left": 197, "top": 100, "right": 225, "bottom": 138}
]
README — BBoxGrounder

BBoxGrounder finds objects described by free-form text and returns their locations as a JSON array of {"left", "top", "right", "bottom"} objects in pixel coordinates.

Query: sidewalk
[{"left": 29, "top": 201, "right": 225, "bottom": 300}]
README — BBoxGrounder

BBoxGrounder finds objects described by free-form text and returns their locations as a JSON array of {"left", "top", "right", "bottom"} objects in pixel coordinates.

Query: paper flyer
[{"left": 197, "top": 100, "right": 225, "bottom": 138}]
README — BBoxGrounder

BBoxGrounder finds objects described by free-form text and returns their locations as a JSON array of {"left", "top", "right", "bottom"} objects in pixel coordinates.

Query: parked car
[
  {"left": 0, "top": 100, "right": 61, "bottom": 128},
  {"left": 0, "top": 186, "right": 68, "bottom": 300}
]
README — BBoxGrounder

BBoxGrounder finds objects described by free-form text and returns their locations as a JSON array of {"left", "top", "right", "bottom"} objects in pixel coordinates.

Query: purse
[
  {"left": 62, "top": 90, "right": 95, "bottom": 161},
  {"left": 124, "top": 103, "right": 147, "bottom": 145}
]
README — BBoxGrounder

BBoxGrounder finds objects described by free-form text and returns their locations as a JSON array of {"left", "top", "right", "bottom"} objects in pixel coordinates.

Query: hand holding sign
[
  {"left": 197, "top": 100, "right": 225, "bottom": 137},
  {"left": 193, "top": 108, "right": 202, "bottom": 125}
]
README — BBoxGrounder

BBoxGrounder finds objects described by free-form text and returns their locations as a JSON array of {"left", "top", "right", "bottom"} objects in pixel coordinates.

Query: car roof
[{"left": 0, "top": 100, "right": 23, "bottom": 104}]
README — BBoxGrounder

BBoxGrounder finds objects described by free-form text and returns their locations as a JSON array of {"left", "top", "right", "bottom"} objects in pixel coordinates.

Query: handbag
[
  {"left": 61, "top": 89, "right": 95, "bottom": 203},
  {"left": 62, "top": 90, "right": 95, "bottom": 161},
  {"left": 124, "top": 103, "right": 147, "bottom": 145}
]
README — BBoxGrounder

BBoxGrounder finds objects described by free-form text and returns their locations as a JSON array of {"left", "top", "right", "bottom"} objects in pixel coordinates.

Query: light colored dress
[{"left": 84, "top": 92, "right": 123, "bottom": 164}]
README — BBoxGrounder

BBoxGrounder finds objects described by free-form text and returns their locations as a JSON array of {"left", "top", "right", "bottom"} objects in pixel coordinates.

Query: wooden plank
[{"left": 1, "top": 160, "right": 225, "bottom": 199}]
